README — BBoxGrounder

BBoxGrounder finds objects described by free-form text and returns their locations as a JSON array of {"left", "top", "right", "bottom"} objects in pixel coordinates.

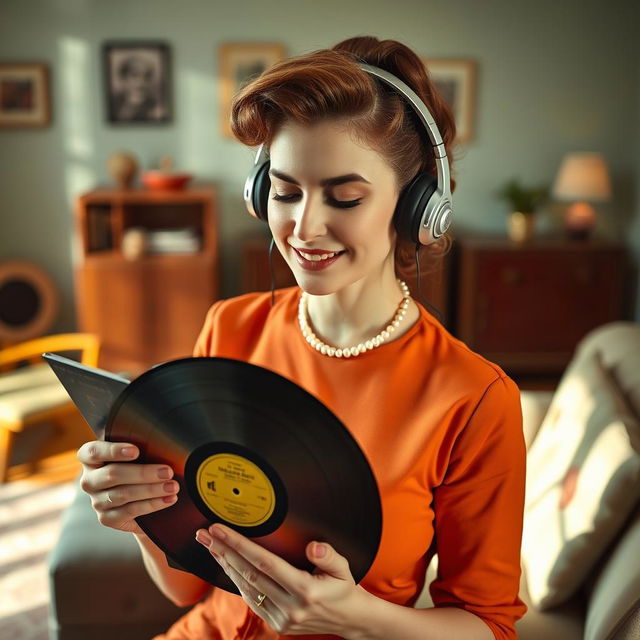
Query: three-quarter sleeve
[
  {"left": 429, "top": 375, "right": 528, "bottom": 640},
  {"left": 192, "top": 300, "right": 224, "bottom": 357}
]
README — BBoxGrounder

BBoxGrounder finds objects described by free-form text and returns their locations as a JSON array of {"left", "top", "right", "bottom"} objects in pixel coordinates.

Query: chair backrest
[{"left": 0, "top": 333, "right": 100, "bottom": 371}]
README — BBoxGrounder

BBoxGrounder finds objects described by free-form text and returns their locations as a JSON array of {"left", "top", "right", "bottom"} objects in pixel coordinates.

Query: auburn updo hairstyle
[{"left": 230, "top": 35, "right": 458, "bottom": 286}]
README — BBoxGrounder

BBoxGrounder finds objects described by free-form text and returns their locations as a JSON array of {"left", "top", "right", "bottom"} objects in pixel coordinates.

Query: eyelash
[{"left": 271, "top": 193, "right": 362, "bottom": 209}]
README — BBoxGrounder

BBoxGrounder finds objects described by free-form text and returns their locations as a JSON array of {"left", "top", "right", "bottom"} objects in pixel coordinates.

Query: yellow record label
[{"left": 196, "top": 453, "right": 276, "bottom": 526}]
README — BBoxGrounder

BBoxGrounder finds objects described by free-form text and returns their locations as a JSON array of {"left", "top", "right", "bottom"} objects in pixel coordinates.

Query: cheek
[
  {"left": 267, "top": 205, "right": 291, "bottom": 236},
  {"left": 350, "top": 204, "right": 397, "bottom": 249}
]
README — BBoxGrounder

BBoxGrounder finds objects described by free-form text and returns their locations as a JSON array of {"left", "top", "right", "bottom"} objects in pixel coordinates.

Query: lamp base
[
  {"left": 563, "top": 202, "right": 596, "bottom": 241},
  {"left": 565, "top": 227, "right": 592, "bottom": 241}
]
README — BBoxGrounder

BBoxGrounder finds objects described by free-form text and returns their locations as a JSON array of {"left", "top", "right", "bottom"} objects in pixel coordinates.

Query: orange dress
[{"left": 154, "top": 287, "right": 527, "bottom": 640}]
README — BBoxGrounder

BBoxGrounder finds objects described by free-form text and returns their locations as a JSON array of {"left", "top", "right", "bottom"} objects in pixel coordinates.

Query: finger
[
  {"left": 224, "top": 561, "right": 285, "bottom": 631},
  {"left": 306, "top": 541, "right": 353, "bottom": 581},
  {"left": 82, "top": 462, "right": 174, "bottom": 493},
  {"left": 206, "top": 525, "right": 300, "bottom": 603},
  {"left": 197, "top": 529, "right": 287, "bottom": 605},
  {"left": 201, "top": 543, "right": 284, "bottom": 629},
  {"left": 222, "top": 560, "right": 267, "bottom": 608},
  {"left": 95, "top": 480, "right": 180, "bottom": 511},
  {"left": 226, "top": 566, "right": 284, "bottom": 632},
  {"left": 97, "top": 493, "right": 178, "bottom": 528},
  {"left": 77, "top": 441, "right": 139, "bottom": 466}
]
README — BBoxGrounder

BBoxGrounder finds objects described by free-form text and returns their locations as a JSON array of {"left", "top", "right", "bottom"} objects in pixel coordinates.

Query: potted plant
[{"left": 496, "top": 177, "right": 549, "bottom": 242}]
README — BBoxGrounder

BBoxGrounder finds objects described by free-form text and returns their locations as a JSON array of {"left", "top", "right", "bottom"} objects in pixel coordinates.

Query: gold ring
[{"left": 254, "top": 592, "right": 267, "bottom": 607}]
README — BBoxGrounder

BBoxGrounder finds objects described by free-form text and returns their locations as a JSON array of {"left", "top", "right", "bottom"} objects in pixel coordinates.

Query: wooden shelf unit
[{"left": 74, "top": 187, "right": 219, "bottom": 373}]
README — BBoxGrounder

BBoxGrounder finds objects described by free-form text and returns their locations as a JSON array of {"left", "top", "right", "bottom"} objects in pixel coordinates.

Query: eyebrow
[{"left": 268, "top": 169, "right": 371, "bottom": 187}]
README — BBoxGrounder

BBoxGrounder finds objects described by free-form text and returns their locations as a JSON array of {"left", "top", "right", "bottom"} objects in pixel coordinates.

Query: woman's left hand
[{"left": 195, "top": 523, "right": 369, "bottom": 636}]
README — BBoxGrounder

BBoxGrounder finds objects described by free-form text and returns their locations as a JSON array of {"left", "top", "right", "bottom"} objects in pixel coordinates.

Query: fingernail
[
  {"left": 158, "top": 467, "right": 172, "bottom": 479},
  {"left": 163, "top": 481, "right": 178, "bottom": 493},
  {"left": 163, "top": 494, "right": 177, "bottom": 504},
  {"left": 209, "top": 525, "right": 226, "bottom": 540},
  {"left": 314, "top": 543, "right": 326, "bottom": 558},
  {"left": 196, "top": 530, "right": 213, "bottom": 545},
  {"left": 121, "top": 446, "right": 136, "bottom": 457}
]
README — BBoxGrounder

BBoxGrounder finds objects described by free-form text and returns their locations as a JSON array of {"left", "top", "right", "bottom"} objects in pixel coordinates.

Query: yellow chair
[{"left": 0, "top": 333, "right": 100, "bottom": 482}]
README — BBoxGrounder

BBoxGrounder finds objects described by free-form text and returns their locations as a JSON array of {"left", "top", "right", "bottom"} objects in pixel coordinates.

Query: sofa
[{"left": 48, "top": 322, "right": 640, "bottom": 639}]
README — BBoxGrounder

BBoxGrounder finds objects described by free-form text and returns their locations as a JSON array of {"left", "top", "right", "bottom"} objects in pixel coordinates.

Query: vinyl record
[{"left": 105, "top": 357, "right": 382, "bottom": 595}]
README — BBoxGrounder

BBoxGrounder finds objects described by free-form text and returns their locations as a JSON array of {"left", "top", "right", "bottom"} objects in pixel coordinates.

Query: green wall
[{"left": 0, "top": 0, "right": 638, "bottom": 333}]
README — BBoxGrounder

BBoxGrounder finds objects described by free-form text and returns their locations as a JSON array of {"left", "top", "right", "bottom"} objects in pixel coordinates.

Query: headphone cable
[{"left": 268, "top": 236, "right": 276, "bottom": 307}]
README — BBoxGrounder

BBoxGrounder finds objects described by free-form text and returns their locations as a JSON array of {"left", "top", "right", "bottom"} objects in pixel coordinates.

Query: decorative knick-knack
[{"left": 107, "top": 151, "right": 139, "bottom": 189}]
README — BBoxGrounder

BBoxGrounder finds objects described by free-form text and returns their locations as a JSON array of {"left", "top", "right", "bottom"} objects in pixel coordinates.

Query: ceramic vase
[
  {"left": 107, "top": 151, "right": 139, "bottom": 189},
  {"left": 507, "top": 211, "right": 535, "bottom": 243}
]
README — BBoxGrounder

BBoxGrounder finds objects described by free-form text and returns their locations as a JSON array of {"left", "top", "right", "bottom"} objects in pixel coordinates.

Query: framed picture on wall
[
  {"left": 0, "top": 63, "right": 51, "bottom": 128},
  {"left": 422, "top": 58, "right": 477, "bottom": 143},
  {"left": 103, "top": 41, "right": 172, "bottom": 124},
  {"left": 218, "top": 42, "right": 287, "bottom": 138}
]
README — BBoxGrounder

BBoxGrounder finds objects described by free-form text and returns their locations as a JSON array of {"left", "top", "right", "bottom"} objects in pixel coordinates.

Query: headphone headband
[
  {"left": 243, "top": 61, "right": 453, "bottom": 245},
  {"left": 356, "top": 63, "right": 451, "bottom": 202}
]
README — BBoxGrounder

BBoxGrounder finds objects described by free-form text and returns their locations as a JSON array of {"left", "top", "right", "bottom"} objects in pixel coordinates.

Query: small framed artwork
[
  {"left": 0, "top": 63, "right": 51, "bottom": 128},
  {"left": 218, "top": 42, "right": 287, "bottom": 138},
  {"left": 422, "top": 58, "right": 477, "bottom": 143},
  {"left": 103, "top": 41, "right": 172, "bottom": 124}
]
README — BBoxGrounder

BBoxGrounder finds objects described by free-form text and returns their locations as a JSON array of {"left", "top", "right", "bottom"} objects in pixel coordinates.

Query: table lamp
[{"left": 552, "top": 152, "right": 612, "bottom": 240}]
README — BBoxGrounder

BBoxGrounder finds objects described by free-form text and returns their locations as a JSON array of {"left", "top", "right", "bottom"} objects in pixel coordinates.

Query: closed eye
[{"left": 271, "top": 193, "right": 362, "bottom": 209}]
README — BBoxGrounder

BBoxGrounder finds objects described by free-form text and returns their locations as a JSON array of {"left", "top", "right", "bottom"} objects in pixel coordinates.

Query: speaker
[{"left": 0, "top": 261, "right": 59, "bottom": 343}]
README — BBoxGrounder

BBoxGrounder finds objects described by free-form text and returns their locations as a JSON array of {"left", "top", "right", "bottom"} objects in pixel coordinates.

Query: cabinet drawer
[{"left": 457, "top": 245, "right": 626, "bottom": 370}]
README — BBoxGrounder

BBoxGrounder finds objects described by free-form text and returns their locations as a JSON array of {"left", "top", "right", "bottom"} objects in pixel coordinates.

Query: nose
[{"left": 292, "top": 194, "right": 327, "bottom": 242}]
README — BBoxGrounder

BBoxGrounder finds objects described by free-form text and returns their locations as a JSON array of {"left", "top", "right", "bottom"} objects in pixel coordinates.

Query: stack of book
[{"left": 146, "top": 228, "right": 200, "bottom": 254}]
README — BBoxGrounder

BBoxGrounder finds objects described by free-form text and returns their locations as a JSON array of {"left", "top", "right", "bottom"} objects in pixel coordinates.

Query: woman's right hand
[{"left": 77, "top": 441, "right": 180, "bottom": 535}]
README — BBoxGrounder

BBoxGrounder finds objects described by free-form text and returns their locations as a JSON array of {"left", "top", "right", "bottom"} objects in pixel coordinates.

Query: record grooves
[{"left": 105, "top": 357, "right": 382, "bottom": 595}]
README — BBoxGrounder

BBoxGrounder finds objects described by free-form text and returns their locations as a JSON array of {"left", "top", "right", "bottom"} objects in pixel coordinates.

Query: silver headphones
[{"left": 243, "top": 62, "right": 453, "bottom": 246}]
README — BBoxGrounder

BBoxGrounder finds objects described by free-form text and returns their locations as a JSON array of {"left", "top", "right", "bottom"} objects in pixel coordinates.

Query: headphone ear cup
[
  {"left": 393, "top": 172, "right": 438, "bottom": 244},
  {"left": 252, "top": 160, "right": 271, "bottom": 222}
]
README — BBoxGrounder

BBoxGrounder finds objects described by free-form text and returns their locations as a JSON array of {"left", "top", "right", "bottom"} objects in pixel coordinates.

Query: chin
[{"left": 292, "top": 274, "right": 340, "bottom": 297}]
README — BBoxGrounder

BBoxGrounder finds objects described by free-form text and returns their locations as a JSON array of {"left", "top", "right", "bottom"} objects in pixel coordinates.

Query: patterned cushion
[{"left": 522, "top": 351, "right": 640, "bottom": 609}]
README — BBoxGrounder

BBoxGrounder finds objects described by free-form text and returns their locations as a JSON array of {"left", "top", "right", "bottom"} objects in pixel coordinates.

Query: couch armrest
[
  {"left": 48, "top": 477, "right": 188, "bottom": 639},
  {"left": 520, "top": 390, "right": 554, "bottom": 449}
]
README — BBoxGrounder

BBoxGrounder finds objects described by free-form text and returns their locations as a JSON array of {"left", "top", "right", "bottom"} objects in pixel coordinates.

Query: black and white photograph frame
[
  {"left": 103, "top": 41, "right": 172, "bottom": 124},
  {"left": 422, "top": 57, "right": 477, "bottom": 144}
]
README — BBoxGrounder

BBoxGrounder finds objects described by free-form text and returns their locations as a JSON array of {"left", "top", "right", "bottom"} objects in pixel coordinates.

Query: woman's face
[{"left": 267, "top": 119, "right": 400, "bottom": 296}]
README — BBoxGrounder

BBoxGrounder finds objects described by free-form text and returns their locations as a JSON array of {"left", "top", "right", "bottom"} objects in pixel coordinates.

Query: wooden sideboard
[
  {"left": 455, "top": 234, "right": 630, "bottom": 383},
  {"left": 74, "top": 187, "right": 219, "bottom": 373}
]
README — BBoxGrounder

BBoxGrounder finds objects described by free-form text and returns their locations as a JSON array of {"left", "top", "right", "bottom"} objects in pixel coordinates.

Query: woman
[{"left": 78, "top": 36, "right": 527, "bottom": 640}]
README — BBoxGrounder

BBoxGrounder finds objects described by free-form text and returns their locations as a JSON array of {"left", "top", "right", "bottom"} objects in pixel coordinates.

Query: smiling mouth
[{"left": 295, "top": 249, "right": 346, "bottom": 262}]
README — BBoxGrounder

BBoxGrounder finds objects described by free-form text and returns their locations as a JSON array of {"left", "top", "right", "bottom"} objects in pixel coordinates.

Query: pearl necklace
[{"left": 297, "top": 280, "right": 412, "bottom": 358}]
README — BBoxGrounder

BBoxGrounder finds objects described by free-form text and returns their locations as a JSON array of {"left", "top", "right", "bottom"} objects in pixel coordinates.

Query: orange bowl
[{"left": 142, "top": 171, "right": 193, "bottom": 191}]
